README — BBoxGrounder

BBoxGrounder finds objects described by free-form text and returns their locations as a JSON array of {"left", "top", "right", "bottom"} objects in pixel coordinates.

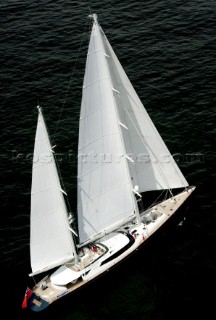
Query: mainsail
[
  {"left": 77, "top": 16, "right": 138, "bottom": 245},
  {"left": 77, "top": 15, "right": 188, "bottom": 245},
  {"left": 30, "top": 107, "right": 76, "bottom": 276}
]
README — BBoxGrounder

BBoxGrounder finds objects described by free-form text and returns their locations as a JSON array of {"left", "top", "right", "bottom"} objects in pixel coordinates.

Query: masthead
[{"left": 88, "top": 13, "right": 98, "bottom": 23}]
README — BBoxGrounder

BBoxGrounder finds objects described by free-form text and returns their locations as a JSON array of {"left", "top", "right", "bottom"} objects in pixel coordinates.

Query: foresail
[
  {"left": 101, "top": 28, "right": 189, "bottom": 193},
  {"left": 30, "top": 108, "right": 75, "bottom": 276},
  {"left": 77, "top": 17, "right": 137, "bottom": 244}
]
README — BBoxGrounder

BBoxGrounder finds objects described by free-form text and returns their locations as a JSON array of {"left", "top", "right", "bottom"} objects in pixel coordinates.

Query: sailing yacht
[{"left": 22, "top": 14, "right": 195, "bottom": 312}]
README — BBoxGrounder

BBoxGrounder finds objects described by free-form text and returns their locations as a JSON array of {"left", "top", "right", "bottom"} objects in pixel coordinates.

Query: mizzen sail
[{"left": 30, "top": 107, "right": 75, "bottom": 276}]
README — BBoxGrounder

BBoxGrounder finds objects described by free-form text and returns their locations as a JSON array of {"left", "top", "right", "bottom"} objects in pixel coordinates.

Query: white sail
[
  {"left": 77, "top": 16, "right": 137, "bottom": 245},
  {"left": 30, "top": 107, "right": 76, "bottom": 276},
  {"left": 100, "top": 27, "right": 189, "bottom": 193}
]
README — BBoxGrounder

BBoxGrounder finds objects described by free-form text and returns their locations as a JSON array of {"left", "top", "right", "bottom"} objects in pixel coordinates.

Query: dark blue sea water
[{"left": 1, "top": 0, "right": 216, "bottom": 319}]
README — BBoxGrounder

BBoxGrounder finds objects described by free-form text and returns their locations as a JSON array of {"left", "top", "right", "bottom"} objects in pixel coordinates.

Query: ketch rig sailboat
[{"left": 22, "top": 14, "right": 195, "bottom": 312}]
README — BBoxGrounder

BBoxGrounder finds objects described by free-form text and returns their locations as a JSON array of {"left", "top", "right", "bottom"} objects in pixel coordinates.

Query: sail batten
[
  {"left": 78, "top": 131, "right": 119, "bottom": 151},
  {"left": 83, "top": 77, "right": 109, "bottom": 89},
  {"left": 30, "top": 108, "right": 76, "bottom": 275}
]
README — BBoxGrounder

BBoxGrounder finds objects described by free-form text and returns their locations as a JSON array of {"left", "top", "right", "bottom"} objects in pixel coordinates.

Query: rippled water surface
[{"left": 0, "top": 0, "right": 216, "bottom": 319}]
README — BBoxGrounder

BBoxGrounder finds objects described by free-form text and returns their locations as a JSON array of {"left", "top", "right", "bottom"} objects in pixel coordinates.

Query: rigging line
[
  {"left": 76, "top": 19, "right": 92, "bottom": 220},
  {"left": 148, "top": 190, "right": 166, "bottom": 209},
  {"left": 88, "top": 1, "right": 92, "bottom": 15},
  {"left": 94, "top": 19, "right": 104, "bottom": 220},
  {"left": 53, "top": 18, "right": 89, "bottom": 139}
]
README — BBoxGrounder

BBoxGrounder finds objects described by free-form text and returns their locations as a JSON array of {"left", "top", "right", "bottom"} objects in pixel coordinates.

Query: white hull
[{"left": 29, "top": 186, "right": 195, "bottom": 312}]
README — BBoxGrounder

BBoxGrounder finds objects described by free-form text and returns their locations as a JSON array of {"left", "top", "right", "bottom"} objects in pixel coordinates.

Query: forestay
[{"left": 30, "top": 107, "right": 75, "bottom": 276}]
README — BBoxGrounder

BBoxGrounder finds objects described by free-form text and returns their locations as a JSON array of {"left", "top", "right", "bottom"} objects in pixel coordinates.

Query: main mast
[{"left": 89, "top": 14, "right": 141, "bottom": 224}]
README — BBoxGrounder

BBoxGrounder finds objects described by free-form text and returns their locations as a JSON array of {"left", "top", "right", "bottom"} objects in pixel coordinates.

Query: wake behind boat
[{"left": 22, "top": 14, "right": 195, "bottom": 312}]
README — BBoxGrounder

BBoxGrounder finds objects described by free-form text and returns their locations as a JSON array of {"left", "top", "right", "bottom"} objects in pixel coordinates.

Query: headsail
[
  {"left": 77, "top": 15, "right": 137, "bottom": 245},
  {"left": 30, "top": 107, "right": 76, "bottom": 276},
  {"left": 101, "top": 27, "right": 189, "bottom": 193}
]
